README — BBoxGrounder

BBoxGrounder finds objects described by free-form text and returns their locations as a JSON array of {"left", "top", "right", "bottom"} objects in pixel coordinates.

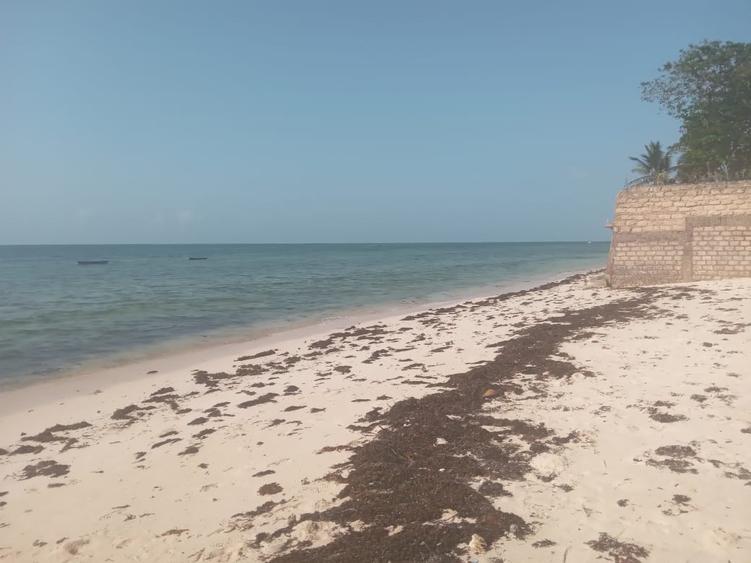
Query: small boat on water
[
  {"left": 77, "top": 260, "right": 109, "bottom": 265},
  {"left": 188, "top": 257, "right": 208, "bottom": 260}
]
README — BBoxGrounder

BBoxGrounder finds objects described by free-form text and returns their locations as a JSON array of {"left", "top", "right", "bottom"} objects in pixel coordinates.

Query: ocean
[{"left": 0, "top": 242, "right": 608, "bottom": 386}]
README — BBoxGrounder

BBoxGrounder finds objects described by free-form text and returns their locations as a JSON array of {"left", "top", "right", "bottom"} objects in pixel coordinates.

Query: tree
[
  {"left": 641, "top": 41, "right": 751, "bottom": 181},
  {"left": 629, "top": 141, "right": 674, "bottom": 184}
]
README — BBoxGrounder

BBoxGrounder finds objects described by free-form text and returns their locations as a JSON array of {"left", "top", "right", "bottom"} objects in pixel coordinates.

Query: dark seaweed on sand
[{"left": 267, "top": 274, "right": 664, "bottom": 562}]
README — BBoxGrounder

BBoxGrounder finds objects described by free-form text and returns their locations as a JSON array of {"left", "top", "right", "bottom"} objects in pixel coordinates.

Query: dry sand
[{"left": 0, "top": 273, "right": 749, "bottom": 562}]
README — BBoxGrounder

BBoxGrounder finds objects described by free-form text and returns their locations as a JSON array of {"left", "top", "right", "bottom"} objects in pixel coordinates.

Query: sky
[{"left": 2, "top": 1, "right": 749, "bottom": 244}]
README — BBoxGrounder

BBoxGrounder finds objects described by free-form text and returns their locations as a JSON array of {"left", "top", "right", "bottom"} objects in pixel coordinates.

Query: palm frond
[{"left": 628, "top": 141, "right": 675, "bottom": 184}]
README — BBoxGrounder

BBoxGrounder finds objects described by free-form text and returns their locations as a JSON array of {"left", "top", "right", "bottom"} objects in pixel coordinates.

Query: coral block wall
[{"left": 607, "top": 181, "right": 751, "bottom": 287}]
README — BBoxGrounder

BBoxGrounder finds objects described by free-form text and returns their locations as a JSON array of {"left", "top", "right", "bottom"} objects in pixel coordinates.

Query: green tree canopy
[{"left": 641, "top": 41, "right": 751, "bottom": 181}]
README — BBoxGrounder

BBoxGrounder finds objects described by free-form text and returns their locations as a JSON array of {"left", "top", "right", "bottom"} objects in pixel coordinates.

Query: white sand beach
[{"left": 0, "top": 273, "right": 749, "bottom": 562}]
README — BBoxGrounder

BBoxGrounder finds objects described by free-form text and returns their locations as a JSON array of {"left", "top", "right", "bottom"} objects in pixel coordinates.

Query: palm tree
[{"left": 629, "top": 141, "right": 674, "bottom": 185}]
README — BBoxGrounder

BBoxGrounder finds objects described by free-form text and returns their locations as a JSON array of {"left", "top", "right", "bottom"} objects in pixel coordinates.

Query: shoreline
[
  {"left": 1, "top": 242, "right": 610, "bottom": 393},
  {"left": 0, "top": 265, "right": 599, "bottom": 412}
]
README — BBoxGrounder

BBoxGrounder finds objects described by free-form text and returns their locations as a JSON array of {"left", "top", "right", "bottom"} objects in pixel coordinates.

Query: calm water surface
[{"left": 0, "top": 243, "right": 608, "bottom": 385}]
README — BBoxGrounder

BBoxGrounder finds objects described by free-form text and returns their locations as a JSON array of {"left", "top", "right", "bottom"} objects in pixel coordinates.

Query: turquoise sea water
[{"left": 0, "top": 243, "right": 608, "bottom": 385}]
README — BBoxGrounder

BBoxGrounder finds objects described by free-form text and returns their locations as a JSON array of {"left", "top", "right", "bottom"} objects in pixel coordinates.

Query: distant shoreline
[
  {"left": 0, "top": 242, "right": 609, "bottom": 391},
  {"left": 0, "top": 265, "right": 602, "bottom": 411}
]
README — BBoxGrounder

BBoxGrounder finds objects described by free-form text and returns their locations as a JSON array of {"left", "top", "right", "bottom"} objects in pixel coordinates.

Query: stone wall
[{"left": 607, "top": 181, "right": 751, "bottom": 287}]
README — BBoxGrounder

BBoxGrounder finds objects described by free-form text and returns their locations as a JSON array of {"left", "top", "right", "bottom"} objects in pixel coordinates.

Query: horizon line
[{"left": 0, "top": 240, "right": 611, "bottom": 247}]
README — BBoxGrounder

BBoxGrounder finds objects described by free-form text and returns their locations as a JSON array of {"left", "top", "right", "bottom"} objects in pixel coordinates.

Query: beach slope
[{"left": 0, "top": 274, "right": 749, "bottom": 562}]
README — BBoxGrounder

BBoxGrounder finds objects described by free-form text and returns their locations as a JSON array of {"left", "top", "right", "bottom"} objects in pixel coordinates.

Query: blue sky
[{"left": 2, "top": 1, "right": 749, "bottom": 244}]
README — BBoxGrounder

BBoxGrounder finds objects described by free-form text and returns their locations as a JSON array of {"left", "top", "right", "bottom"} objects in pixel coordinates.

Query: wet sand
[{"left": 0, "top": 273, "right": 749, "bottom": 562}]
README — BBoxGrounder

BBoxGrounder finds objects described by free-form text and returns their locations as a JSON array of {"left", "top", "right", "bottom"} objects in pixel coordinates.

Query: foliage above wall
[{"left": 637, "top": 41, "right": 751, "bottom": 183}]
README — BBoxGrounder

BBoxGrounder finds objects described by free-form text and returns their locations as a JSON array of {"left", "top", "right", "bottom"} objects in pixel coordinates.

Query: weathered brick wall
[
  {"left": 607, "top": 181, "right": 751, "bottom": 287},
  {"left": 692, "top": 221, "right": 751, "bottom": 280}
]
